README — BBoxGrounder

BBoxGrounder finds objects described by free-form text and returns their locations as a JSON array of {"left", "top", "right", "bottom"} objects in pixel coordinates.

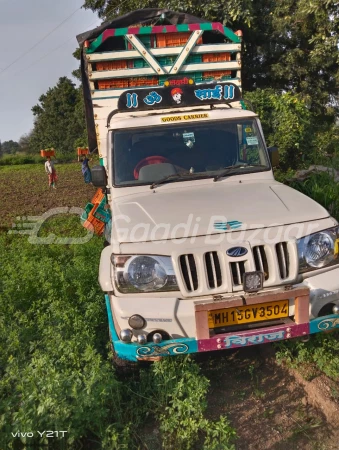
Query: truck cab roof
[{"left": 108, "top": 107, "right": 258, "bottom": 131}]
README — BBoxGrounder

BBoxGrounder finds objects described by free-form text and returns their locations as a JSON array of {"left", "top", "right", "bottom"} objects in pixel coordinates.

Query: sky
[{"left": 0, "top": 0, "right": 100, "bottom": 143}]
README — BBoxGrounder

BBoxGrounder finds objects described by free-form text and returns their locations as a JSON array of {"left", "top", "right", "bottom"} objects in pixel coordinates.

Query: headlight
[
  {"left": 112, "top": 255, "right": 179, "bottom": 293},
  {"left": 297, "top": 227, "right": 339, "bottom": 273}
]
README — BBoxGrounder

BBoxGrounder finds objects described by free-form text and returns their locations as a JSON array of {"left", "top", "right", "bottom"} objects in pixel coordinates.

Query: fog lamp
[
  {"left": 243, "top": 271, "right": 264, "bottom": 293},
  {"left": 120, "top": 329, "right": 133, "bottom": 342},
  {"left": 333, "top": 305, "right": 339, "bottom": 315},
  {"left": 137, "top": 334, "right": 147, "bottom": 345},
  {"left": 153, "top": 333, "right": 162, "bottom": 344},
  {"left": 128, "top": 314, "right": 146, "bottom": 330}
]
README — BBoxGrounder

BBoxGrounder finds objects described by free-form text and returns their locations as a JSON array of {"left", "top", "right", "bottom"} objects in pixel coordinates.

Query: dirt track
[{"left": 200, "top": 346, "right": 339, "bottom": 450}]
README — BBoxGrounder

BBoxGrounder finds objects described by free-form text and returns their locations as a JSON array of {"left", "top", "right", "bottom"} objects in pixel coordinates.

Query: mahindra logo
[{"left": 226, "top": 247, "right": 248, "bottom": 257}]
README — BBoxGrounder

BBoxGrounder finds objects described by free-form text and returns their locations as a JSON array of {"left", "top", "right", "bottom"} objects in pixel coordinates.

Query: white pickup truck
[{"left": 78, "top": 9, "right": 339, "bottom": 362}]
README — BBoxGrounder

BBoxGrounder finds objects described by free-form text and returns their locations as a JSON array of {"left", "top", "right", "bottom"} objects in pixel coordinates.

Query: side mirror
[
  {"left": 268, "top": 146, "right": 279, "bottom": 167},
  {"left": 91, "top": 165, "right": 107, "bottom": 188}
]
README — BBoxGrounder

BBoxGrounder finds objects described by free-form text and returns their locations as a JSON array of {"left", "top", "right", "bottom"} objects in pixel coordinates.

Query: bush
[
  {"left": 288, "top": 171, "right": 339, "bottom": 221},
  {"left": 0, "top": 230, "right": 237, "bottom": 449},
  {"left": 0, "top": 234, "right": 132, "bottom": 448},
  {"left": 275, "top": 332, "right": 339, "bottom": 381},
  {"left": 0, "top": 154, "right": 43, "bottom": 165},
  {"left": 245, "top": 89, "right": 314, "bottom": 170},
  {"left": 152, "top": 357, "right": 237, "bottom": 450}
]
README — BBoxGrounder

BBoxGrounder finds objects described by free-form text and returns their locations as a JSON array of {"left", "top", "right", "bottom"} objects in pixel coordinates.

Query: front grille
[
  {"left": 179, "top": 254, "right": 198, "bottom": 292},
  {"left": 205, "top": 252, "right": 222, "bottom": 288},
  {"left": 177, "top": 241, "right": 295, "bottom": 295},
  {"left": 230, "top": 261, "right": 246, "bottom": 286},
  {"left": 276, "top": 242, "right": 289, "bottom": 279},
  {"left": 253, "top": 245, "right": 269, "bottom": 280}
]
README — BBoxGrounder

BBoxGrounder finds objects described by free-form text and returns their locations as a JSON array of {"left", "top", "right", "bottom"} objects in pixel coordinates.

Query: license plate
[{"left": 208, "top": 300, "right": 289, "bottom": 329}]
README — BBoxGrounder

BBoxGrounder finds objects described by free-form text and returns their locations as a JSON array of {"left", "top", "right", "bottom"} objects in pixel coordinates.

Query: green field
[{"left": 0, "top": 164, "right": 338, "bottom": 449}]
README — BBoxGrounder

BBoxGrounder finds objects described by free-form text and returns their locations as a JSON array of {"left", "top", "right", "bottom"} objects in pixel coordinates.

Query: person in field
[
  {"left": 81, "top": 156, "right": 92, "bottom": 183},
  {"left": 45, "top": 156, "right": 57, "bottom": 189}
]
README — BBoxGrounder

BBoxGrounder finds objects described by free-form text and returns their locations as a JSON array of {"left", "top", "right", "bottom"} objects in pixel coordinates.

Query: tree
[
  {"left": 30, "top": 77, "right": 87, "bottom": 155},
  {"left": 1, "top": 140, "right": 21, "bottom": 155},
  {"left": 18, "top": 132, "right": 34, "bottom": 154}
]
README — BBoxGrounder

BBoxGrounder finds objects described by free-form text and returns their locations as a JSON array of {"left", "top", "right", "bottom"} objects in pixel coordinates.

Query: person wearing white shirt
[{"left": 45, "top": 157, "right": 57, "bottom": 189}]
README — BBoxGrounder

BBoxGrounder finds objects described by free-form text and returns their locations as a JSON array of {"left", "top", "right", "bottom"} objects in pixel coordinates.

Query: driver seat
[{"left": 138, "top": 163, "right": 177, "bottom": 182}]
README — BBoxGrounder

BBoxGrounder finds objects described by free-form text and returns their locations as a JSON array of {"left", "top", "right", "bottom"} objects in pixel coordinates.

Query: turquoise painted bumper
[
  {"left": 105, "top": 295, "right": 197, "bottom": 361},
  {"left": 105, "top": 296, "right": 339, "bottom": 362}
]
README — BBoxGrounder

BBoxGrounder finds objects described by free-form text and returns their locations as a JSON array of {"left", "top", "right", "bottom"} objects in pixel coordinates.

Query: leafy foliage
[
  {"left": 149, "top": 357, "right": 237, "bottom": 450},
  {"left": 275, "top": 332, "right": 339, "bottom": 381},
  {"left": 29, "top": 77, "right": 87, "bottom": 156},
  {"left": 0, "top": 154, "right": 43, "bottom": 165},
  {"left": 289, "top": 171, "right": 339, "bottom": 221},
  {"left": 0, "top": 140, "right": 21, "bottom": 155},
  {"left": 0, "top": 223, "right": 236, "bottom": 449},
  {"left": 245, "top": 89, "right": 314, "bottom": 169}
]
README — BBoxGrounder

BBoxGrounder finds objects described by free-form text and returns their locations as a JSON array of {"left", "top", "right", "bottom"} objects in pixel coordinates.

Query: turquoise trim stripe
[
  {"left": 104, "top": 294, "right": 198, "bottom": 362},
  {"left": 309, "top": 314, "right": 339, "bottom": 334},
  {"left": 223, "top": 26, "right": 241, "bottom": 43},
  {"left": 105, "top": 295, "right": 119, "bottom": 340}
]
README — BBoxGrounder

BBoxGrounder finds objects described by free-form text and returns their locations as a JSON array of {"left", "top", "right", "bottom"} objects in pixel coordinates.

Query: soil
[
  {"left": 0, "top": 162, "right": 96, "bottom": 229},
  {"left": 199, "top": 345, "right": 339, "bottom": 450}
]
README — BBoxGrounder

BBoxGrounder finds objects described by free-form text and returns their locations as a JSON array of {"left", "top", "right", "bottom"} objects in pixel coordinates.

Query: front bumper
[{"left": 105, "top": 292, "right": 339, "bottom": 363}]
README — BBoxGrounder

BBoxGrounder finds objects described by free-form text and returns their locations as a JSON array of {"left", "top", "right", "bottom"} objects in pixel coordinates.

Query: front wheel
[{"left": 108, "top": 332, "right": 138, "bottom": 373}]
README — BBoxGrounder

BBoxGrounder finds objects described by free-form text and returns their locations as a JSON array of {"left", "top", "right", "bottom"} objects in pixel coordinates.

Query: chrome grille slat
[
  {"left": 204, "top": 251, "right": 222, "bottom": 289},
  {"left": 185, "top": 254, "right": 194, "bottom": 291},
  {"left": 255, "top": 247, "right": 264, "bottom": 272},
  {"left": 230, "top": 261, "right": 246, "bottom": 286},
  {"left": 236, "top": 262, "right": 241, "bottom": 283},
  {"left": 210, "top": 253, "right": 218, "bottom": 287},
  {"left": 178, "top": 241, "right": 293, "bottom": 294},
  {"left": 276, "top": 242, "right": 289, "bottom": 280},
  {"left": 253, "top": 245, "right": 269, "bottom": 280},
  {"left": 179, "top": 254, "right": 198, "bottom": 292}
]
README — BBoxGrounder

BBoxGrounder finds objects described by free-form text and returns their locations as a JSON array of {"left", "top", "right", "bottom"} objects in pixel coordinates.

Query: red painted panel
[
  {"left": 188, "top": 24, "right": 201, "bottom": 31},
  {"left": 127, "top": 27, "right": 141, "bottom": 34},
  {"left": 198, "top": 322, "right": 310, "bottom": 352}
]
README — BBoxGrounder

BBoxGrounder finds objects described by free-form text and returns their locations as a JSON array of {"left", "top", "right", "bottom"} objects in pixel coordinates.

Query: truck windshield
[{"left": 113, "top": 119, "right": 270, "bottom": 186}]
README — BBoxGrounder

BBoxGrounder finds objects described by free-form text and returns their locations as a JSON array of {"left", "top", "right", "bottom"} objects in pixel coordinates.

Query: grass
[
  {"left": 0, "top": 165, "right": 237, "bottom": 450},
  {"left": 275, "top": 332, "right": 339, "bottom": 381}
]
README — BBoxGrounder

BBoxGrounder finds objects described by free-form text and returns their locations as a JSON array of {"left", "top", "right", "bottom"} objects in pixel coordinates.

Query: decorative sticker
[
  {"left": 161, "top": 113, "right": 209, "bottom": 123},
  {"left": 214, "top": 220, "right": 242, "bottom": 230},
  {"left": 136, "top": 343, "right": 189, "bottom": 357},
  {"left": 118, "top": 82, "right": 241, "bottom": 112},
  {"left": 195, "top": 85, "right": 222, "bottom": 101},
  {"left": 143, "top": 91, "right": 162, "bottom": 106},
  {"left": 245, "top": 127, "right": 252, "bottom": 133},
  {"left": 246, "top": 136, "right": 259, "bottom": 146},
  {"left": 171, "top": 88, "right": 183, "bottom": 104},
  {"left": 194, "top": 84, "right": 235, "bottom": 101},
  {"left": 183, "top": 132, "right": 195, "bottom": 148},
  {"left": 164, "top": 77, "right": 195, "bottom": 87},
  {"left": 224, "top": 330, "right": 285, "bottom": 348},
  {"left": 126, "top": 92, "right": 138, "bottom": 109}
]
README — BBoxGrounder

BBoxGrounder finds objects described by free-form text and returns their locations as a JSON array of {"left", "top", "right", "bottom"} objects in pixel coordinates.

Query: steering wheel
[{"left": 134, "top": 156, "right": 170, "bottom": 179}]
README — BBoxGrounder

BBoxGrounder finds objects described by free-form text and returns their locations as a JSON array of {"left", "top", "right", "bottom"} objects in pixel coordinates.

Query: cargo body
[{"left": 78, "top": 9, "right": 339, "bottom": 362}]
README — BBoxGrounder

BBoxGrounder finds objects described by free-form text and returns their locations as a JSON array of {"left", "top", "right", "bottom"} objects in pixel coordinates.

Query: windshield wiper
[
  {"left": 150, "top": 171, "right": 207, "bottom": 189},
  {"left": 213, "top": 164, "right": 268, "bottom": 182}
]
